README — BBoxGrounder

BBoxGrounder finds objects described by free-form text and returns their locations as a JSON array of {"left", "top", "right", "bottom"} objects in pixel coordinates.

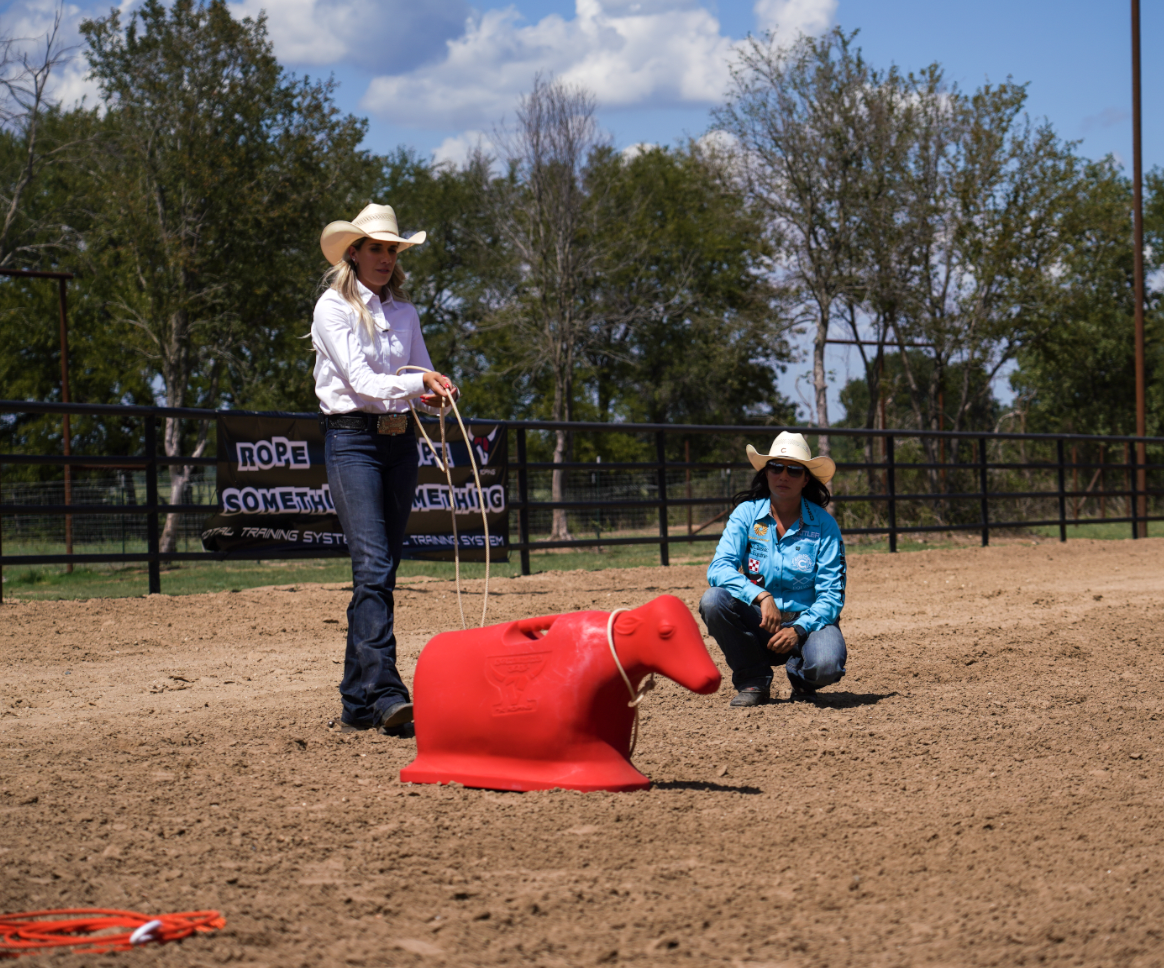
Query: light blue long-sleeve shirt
[{"left": 706, "top": 497, "right": 846, "bottom": 632}]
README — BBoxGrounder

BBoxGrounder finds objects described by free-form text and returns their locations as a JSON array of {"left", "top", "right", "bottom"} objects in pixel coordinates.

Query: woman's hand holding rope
[{"left": 420, "top": 370, "right": 458, "bottom": 406}]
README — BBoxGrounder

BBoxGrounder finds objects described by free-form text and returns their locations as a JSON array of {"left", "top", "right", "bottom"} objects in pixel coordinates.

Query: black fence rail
[{"left": 2, "top": 399, "right": 1162, "bottom": 598}]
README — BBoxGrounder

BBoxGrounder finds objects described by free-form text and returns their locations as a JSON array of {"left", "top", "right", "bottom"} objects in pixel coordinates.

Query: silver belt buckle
[{"left": 376, "top": 414, "right": 408, "bottom": 435}]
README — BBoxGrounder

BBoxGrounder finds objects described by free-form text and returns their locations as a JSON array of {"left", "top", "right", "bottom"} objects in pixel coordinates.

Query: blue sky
[
  {"left": 3, "top": 0, "right": 1160, "bottom": 415},
  {"left": 293, "top": 0, "right": 1160, "bottom": 171},
  {"left": 10, "top": 0, "right": 1158, "bottom": 169}
]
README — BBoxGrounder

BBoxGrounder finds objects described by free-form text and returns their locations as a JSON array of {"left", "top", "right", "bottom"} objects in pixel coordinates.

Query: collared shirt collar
[
  {"left": 754, "top": 496, "right": 813, "bottom": 536},
  {"left": 355, "top": 279, "right": 396, "bottom": 329},
  {"left": 355, "top": 278, "right": 377, "bottom": 305}
]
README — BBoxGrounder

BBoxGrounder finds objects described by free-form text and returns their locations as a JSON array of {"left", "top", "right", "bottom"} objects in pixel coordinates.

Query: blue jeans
[
  {"left": 325, "top": 425, "right": 419, "bottom": 725},
  {"left": 698, "top": 587, "right": 846, "bottom": 693}
]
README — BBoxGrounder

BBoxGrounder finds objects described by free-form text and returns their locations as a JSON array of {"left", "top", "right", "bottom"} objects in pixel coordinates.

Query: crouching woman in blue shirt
[{"left": 699, "top": 432, "right": 847, "bottom": 707}]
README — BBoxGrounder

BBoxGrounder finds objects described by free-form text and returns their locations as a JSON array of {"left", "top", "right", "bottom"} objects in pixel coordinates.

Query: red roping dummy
[{"left": 400, "top": 594, "right": 721, "bottom": 792}]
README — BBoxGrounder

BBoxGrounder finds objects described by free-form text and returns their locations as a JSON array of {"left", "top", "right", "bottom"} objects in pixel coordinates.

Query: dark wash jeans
[
  {"left": 698, "top": 586, "right": 847, "bottom": 693},
  {"left": 325, "top": 424, "right": 419, "bottom": 725}
]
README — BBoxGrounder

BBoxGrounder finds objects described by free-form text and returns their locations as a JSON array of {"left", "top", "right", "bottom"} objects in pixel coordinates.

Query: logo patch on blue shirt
[
  {"left": 792, "top": 575, "right": 814, "bottom": 590},
  {"left": 792, "top": 552, "right": 813, "bottom": 573},
  {"left": 802, "top": 530, "right": 820, "bottom": 540},
  {"left": 748, "top": 541, "right": 768, "bottom": 559}
]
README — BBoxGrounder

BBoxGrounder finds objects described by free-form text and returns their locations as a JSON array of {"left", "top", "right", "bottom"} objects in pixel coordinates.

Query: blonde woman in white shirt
[{"left": 313, "top": 203, "right": 455, "bottom": 737}]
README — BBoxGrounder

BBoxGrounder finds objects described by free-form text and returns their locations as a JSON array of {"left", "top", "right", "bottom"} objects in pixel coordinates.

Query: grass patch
[
  {"left": 1029, "top": 521, "right": 1145, "bottom": 541},
  {"left": 0, "top": 536, "right": 719, "bottom": 601},
  {"left": 5, "top": 522, "right": 1150, "bottom": 601},
  {"left": 845, "top": 536, "right": 977, "bottom": 554}
]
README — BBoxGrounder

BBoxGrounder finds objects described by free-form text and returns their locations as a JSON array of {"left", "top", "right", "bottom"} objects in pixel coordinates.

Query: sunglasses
[{"left": 765, "top": 461, "right": 805, "bottom": 478}]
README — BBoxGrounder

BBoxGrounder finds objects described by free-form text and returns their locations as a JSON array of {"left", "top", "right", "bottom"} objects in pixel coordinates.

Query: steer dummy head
[{"left": 611, "top": 594, "right": 721, "bottom": 695}]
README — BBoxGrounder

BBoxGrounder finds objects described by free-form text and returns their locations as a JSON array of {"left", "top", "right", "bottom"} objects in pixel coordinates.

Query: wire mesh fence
[
  {"left": 2, "top": 400, "right": 1162, "bottom": 596},
  {"left": 1, "top": 471, "right": 215, "bottom": 555}
]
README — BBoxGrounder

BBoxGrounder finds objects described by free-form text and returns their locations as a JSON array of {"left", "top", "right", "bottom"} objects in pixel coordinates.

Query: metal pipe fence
[{"left": 2, "top": 400, "right": 1162, "bottom": 597}]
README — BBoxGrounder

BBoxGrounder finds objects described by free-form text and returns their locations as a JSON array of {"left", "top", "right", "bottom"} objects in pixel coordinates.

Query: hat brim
[
  {"left": 745, "top": 444, "right": 836, "bottom": 485},
  {"left": 320, "top": 221, "right": 426, "bottom": 266}
]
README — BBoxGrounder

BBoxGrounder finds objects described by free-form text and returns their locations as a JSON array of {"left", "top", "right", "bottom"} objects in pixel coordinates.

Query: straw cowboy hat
[
  {"left": 745, "top": 431, "right": 836, "bottom": 485},
  {"left": 319, "top": 203, "right": 427, "bottom": 266}
]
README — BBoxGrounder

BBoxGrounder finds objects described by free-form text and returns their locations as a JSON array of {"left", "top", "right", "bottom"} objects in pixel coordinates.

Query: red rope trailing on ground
[{"left": 0, "top": 909, "right": 225, "bottom": 958}]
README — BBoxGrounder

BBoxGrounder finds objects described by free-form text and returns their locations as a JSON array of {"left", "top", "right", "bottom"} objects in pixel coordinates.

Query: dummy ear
[{"left": 613, "top": 614, "right": 642, "bottom": 636}]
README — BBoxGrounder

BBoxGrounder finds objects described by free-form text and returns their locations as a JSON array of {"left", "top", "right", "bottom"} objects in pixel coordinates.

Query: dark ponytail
[{"left": 731, "top": 467, "right": 831, "bottom": 510}]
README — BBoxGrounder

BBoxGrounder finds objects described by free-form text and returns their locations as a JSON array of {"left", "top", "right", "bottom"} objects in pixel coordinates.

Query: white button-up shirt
[{"left": 311, "top": 279, "right": 434, "bottom": 414}]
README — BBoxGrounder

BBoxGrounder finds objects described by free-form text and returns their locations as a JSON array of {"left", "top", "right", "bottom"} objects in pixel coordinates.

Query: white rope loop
[
  {"left": 606, "top": 608, "right": 656, "bottom": 758},
  {"left": 396, "top": 366, "right": 491, "bottom": 629}
]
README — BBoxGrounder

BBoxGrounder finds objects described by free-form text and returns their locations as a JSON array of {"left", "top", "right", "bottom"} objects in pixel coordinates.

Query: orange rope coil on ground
[{"left": 0, "top": 909, "right": 225, "bottom": 958}]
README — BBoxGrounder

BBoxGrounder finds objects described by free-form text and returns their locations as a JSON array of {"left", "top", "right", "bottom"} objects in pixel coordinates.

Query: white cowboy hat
[
  {"left": 745, "top": 431, "right": 836, "bottom": 485},
  {"left": 319, "top": 203, "right": 427, "bottom": 266}
]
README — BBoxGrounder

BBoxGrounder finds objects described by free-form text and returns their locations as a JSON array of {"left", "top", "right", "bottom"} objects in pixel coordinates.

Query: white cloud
[
  {"left": 358, "top": 0, "right": 838, "bottom": 130},
  {"left": 360, "top": 0, "right": 741, "bottom": 129},
  {"left": 695, "top": 128, "right": 738, "bottom": 153},
  {"left": 620, "top": 141, "right": 657, "bottom": 160},
  {"left": 43, "top": 54, "right": 96, "bottom": 109},
  {"left": 227, "top": 0, "right": 471, "bottom": 73},
  {"left": 431, "top": 129, "right": 494, "bottom": 167},
  {"left": 753, "top": 0, "right": 836, "bottom": 37}
]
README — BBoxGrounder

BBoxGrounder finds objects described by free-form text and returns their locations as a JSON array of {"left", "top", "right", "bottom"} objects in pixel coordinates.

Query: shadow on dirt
[
  {"left": 805, "top": 691, "right": 898, "bottom": 708},
  {"left": 651, "top": 780, "right": 762, "bottom": 795}
]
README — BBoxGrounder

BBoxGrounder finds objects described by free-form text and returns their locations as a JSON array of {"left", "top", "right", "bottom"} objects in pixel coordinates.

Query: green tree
[
  {"left": 378, "top": 148, "right": 520, "bottom": 421},
  {"left": 891, "top": 78, "right": 1081, "bottom": 459},
  {"left": 79, "top": 0, "right": 379, "bottom": 549},
  {"left": 1010, "top": 159, "right": 1163, "bottom": 436},
  {"left": 0, "top": 8, "right": 87, "bottom": 267},
  {"left": 715, "top": 28, "right": 883, "bottom": 455},
  {"left": 487, "top": 75, "right": 614, "bottom": 540},
  {"left": 0, "top": 102, "right": 153, "bottom": 477},
  {"left": 585, "top": 142, "right": 795, "bottom": 435}
]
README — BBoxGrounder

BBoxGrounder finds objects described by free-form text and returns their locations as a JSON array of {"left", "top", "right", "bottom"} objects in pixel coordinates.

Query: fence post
[
  {"left": 516, "top": 426, "right": 530, "bottom": 575},
  {"left": 1071, "top": 444, "right": 1079, "bottom": 522},
  {"left": 1129, "top": 440, "right": 1139, "bottom": 539},
  {"left": 979, "top": 436, "right": 990, "bottom": 547},
  {"left": 145, "top": 415, "right": 161, "bottom": 594},
  {"left": 886, "top": 433, "right": 897, "bottom": 553},
  {"left": 0, "top": 462, "right": 4, "bottom": 604},
  {"left": 656, "top": 430, "right": 669, "bottom": 566},
  {"left": 1056, "top": 438, "right": 1067, "bottom": 543},
  {"left": 685, "top": 439, "right": 692, "bottom": 543},
  {"left": 1100, "top": 443, "right": 1107, "bottom": 519}
]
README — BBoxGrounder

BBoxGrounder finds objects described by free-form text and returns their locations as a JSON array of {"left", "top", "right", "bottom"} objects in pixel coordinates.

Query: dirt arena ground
[{"left": 2, "top": 539, "right": 1163, "bottom": 967}]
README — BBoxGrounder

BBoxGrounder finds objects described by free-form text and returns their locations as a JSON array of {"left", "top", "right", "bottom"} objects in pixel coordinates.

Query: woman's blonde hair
[{"left": 321, "top": 237, "right": 411, "bottom": 338}]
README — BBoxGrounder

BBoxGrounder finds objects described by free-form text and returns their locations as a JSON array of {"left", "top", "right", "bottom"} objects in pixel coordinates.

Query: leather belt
[{"left": 323, "top": 412, "right": 411, "bottom": 435}]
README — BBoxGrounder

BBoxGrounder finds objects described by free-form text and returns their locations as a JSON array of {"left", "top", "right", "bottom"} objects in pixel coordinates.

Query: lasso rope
[
  {"left": 0, "top": 909, "right": 224, "bottom": 957},
  {"left": 606, "top": 608, "right": 656, "bottom": 758},
  {"left": 396, "top": 366, "right": 490, "bottom": 628}
]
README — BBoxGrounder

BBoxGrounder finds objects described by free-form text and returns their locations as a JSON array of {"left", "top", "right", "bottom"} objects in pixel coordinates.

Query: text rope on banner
[
  {"left": 606, "top": 608, "right": 656, "bottom": 758},
  {"left": 396, "top": 365, "right": 490, "bottom": 628}
]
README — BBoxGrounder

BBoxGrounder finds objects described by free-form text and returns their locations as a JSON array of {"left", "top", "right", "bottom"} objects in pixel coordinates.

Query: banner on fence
[{"left": 201, "top": 412, "right": 508, "bottom": 562}]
